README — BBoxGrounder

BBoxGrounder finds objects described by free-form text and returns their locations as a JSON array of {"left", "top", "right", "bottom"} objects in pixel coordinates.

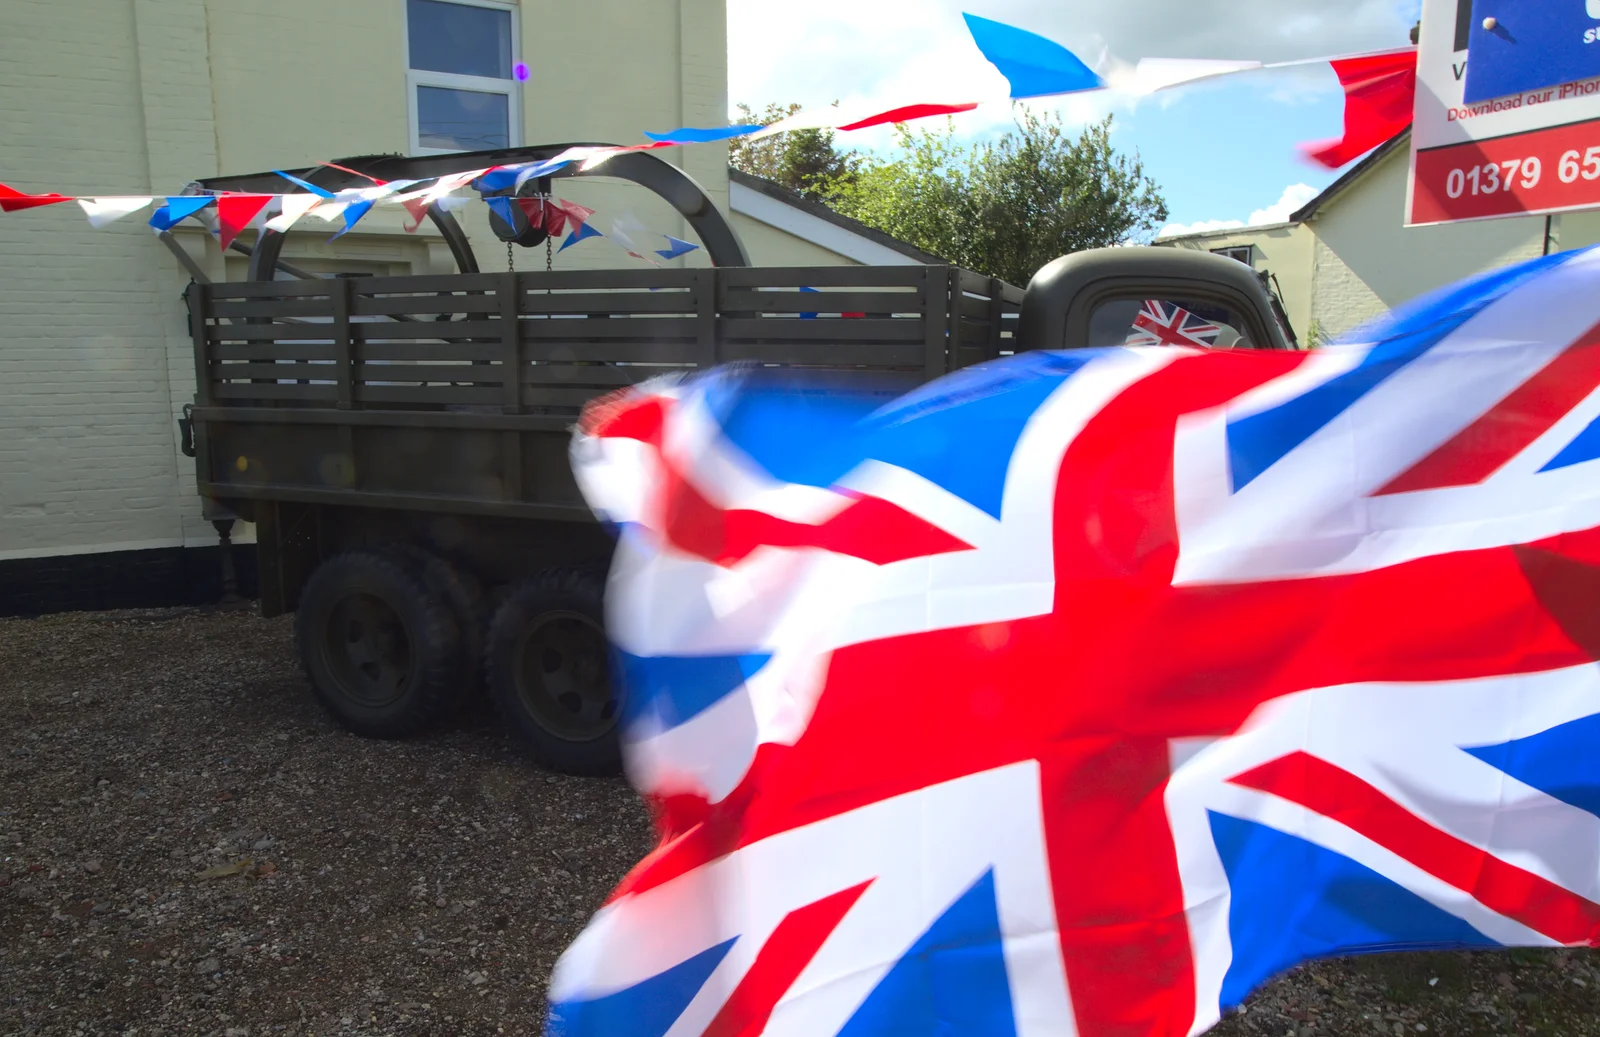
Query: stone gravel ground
[{"left": 1, "top": 606, "right": 1597, "bottom": 1037}]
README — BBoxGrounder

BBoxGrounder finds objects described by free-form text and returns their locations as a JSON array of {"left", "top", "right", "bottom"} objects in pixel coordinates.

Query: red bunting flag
[
  {"left": 0, "top": 182, "right": 73, "bottom": 213},
  {"left": 516, "top": 196, "right": 546, "bottom": 228},
  {"left": 400, "top": 196, "right": 431, "bottom": 233},
  {"left": 836, "top": 101, "right": 981, "bottom": 132},
  {"left": 215, "top": 194, "right": 273, "bottom": 250},
  {"left": 1303, "top": 49, "right": 1417, "bottom": 168}
]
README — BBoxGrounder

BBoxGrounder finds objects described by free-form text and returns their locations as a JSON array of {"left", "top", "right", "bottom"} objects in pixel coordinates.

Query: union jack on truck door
[{"left": 553, "top": 247, "right": 1600, "bottom": 1037}]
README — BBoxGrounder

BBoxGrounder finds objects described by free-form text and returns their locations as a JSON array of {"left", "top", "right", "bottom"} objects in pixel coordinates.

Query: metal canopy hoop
[{"left": 196, "top": 142, "right": 751, "bottom": 280}]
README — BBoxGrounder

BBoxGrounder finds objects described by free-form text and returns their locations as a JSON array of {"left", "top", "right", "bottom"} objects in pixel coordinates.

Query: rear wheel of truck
[
  {"left": 295, "top": 550, "right": 462, "bottom": 738},
  {"left": 391, "top": 545, "right": 488, "bottom": 700},
  {"left": 485, "top": 566, "right": 622, "bottom": 776}
]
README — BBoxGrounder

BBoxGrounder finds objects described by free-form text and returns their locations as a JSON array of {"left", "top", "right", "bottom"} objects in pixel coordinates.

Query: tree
[
  {"left": 830, "top": 111, "right": 1168, "bottom": 286},
  {"left": 730, "top": 102, "right": 860, "bottom": 201}
]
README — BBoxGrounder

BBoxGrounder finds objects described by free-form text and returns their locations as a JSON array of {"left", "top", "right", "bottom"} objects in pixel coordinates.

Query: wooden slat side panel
[
  {"left": 214, "top": 382, "right": 338, "bottom": 401},
  {"left": 210, "top": 298, "right": 337, "bottom": 319},
  {"left": 515, "top": 293, "right": 700, "bottom": 315},
  {"left": 720, "top": 290, "right": 922, "bottom": 315},
  {"left": 719, "top": 318, "right": 923, "bottom": 342},
  {"left": 521, "top": 341, "right": 702, "bottom": 364},
  {"left": 214, "top": 362, "right": 339, "bottom": 381},
  {"left": 518, "top": 268, "right": 701, "bottom": 292},
  {"left": 721, "top": 266, "right": 930, "bottom": 289},
  {"left": 351, "top": 320, "right": 504, "bottom": 341},
  {"left": 516, "top": 317, "right": 703, "bottom": 340},
  {"left": 351, "top": 295, "right": 503, "bottom": 316},
  {"left": 356, "top": 362, "right": 505, "bottom": 383},
  {"left": 720, "top": 342, "right": 925, "bottom": 367},
  {"left": 358, "top": 342, "right": 501, "bottom": 362},
  {"left": 344, "top": 272, "right": 506, "bottom": 295},
  {"left": 356, "top": 384, "right": 504, "bottom": 405},
  {"left": 204, "top": 279, "right": 338, "bottom": 300},
  {"left": 520, "top": 365, "right": 674, "bottom": 387},
  {"left": 213, "top": 343, "right": 340, "bottom": 361}
]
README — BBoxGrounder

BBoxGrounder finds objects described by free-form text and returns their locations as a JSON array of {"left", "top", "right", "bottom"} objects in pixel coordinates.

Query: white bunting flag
[
  {"left": 76, "top": 196, "right": 154, "bottom": 229},
  {"left": 263, "top": 193, "right": 322, "bottom": 232}
]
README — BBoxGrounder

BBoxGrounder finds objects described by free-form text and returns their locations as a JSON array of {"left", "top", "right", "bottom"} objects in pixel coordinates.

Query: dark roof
[
  {"left": 1288, "top": 129, "right": 1411, "bottom": 223},
  {"left": 728, "top": 168, "right": 948, "bottom": 264}
]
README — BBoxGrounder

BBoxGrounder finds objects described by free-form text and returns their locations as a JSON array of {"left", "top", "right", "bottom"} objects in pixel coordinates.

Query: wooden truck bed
[{"left": 187, "top": 264, "right": 1022, "bottom": 527}]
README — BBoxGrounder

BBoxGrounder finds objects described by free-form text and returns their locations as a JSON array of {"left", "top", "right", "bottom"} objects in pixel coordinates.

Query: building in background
[
  {"left": 1157, "top": 133, "right": 1600, "bottom": 344},
  {"left": 0, "top": 0, "right": 923, "bottom": 616}
]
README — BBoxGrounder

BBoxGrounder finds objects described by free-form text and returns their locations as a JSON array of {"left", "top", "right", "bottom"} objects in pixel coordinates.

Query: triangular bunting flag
[
  {"left": 553, "top": 198, "right": 596, "bottom": 226},
  {"left": 400, "top": 196, "right": 432, "bottom": 233},
  {"left": 655, "top": 235, "right": 700, "bottom": 260},
  {"left": 516, "top": 196, "right": 546, "bottom": 226},
  {"left": 543, "top": 204, "right": 568, "bottom": 238},
  {"left": 272, "top": 171, "right": 336, "bottom": 199},
  {"left": 644, "top": 124, "right": 764, "bottom": 144},
  {"left": 963, "top": 13, "right": 1104, "bottom": 98},
  {"left": 76, "top": 197, "right": 154, "bottom": 229},
  {"left": 484, "top": 195, "right": 521, "bottom": 229},
  {"left": 264, "top": 193, "right": 322, "bottom": 233},
  {"left": 216, "top": 194, "right": 273, "bottom": 250},
  {"left": 149, "top": 195, "right": 214, "bottom": 231},
  {"left": 0, "top": 182, "right": 73, "bottom": 213},
  {"left": 328, "top": 198, "right": 375, "bottom": 240},
  {"left": 558, "top": 221, "right": 603, "bottom": 252}
]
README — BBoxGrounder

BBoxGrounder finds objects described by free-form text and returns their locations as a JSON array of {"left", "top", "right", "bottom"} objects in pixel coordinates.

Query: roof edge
[
  {"left": 1154, "top": 220, "right": 1299, "bottom": 243},
  {"left": 727, "top": 168, "right": 948, "bottom": 265},
  {"left": 1289, "top": 129, "right": 1411, "bottom": 223}
]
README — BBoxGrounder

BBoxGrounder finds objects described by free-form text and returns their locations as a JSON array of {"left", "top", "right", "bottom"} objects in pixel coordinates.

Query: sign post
[{"left": 1409, "top": 0, "right": 1600, "bottom": 226}]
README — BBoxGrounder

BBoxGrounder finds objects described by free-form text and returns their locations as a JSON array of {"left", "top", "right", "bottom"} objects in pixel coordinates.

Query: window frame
[
  {"left": 403, "top": 0, "right": 522, "bottom": 156},
  {"left": 1211, "top": 245, "right": 1254, "bottom": 266}
]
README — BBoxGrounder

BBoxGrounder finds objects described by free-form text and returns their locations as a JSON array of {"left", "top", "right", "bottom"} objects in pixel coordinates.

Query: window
[
  {"left": 1088, "top": 296, "right": 1262, "bottom": 350},
  {"left": 406, "top": 0, "right": 520, "bottom": 154},
  {"left": 1211, "top": 245, "right": 1253, "bottom": 266}
]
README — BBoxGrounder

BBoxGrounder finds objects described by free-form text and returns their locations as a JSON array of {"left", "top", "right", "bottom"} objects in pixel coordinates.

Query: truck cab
[{"left": 176, "top": 144, "right": 1296, "bottom": 777}]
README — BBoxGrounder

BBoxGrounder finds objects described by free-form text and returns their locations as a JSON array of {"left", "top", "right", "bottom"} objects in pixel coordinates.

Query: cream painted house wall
[
  {"left": 1154, "top": 223, "right": 1315, "bottom": 344},
  {"left": 0, "top": 0, "right": 730, "bottom": 566},
  {"left": 1156, "top": 139, "right": 1600, "bottom": 346},
  {"left": 1304, "top": 144, "right": 1545, "bottom": 340}
]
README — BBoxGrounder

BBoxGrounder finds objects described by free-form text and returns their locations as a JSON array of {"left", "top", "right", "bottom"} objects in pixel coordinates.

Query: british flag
[
  {"left": 1125, "top": 299, "right": 1223, "bottom": 348},
  {"left": 554, "top": 247, "right": 1600, "bottom": 1037}
]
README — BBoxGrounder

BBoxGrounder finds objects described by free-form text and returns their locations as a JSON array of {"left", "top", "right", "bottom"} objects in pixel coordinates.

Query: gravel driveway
[{"left": 2, "top": 607, "right": 1596, "bottom": 1036}]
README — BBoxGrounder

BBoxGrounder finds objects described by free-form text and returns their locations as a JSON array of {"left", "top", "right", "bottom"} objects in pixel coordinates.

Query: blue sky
[{"left": 727, "top": 0, "right": 1422, "bottom": 237}]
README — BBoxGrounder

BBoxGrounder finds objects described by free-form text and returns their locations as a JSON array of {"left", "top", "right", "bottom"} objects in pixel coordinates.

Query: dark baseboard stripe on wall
[{"left": 0, "top": 545, "right": 260, "bottom": 618}]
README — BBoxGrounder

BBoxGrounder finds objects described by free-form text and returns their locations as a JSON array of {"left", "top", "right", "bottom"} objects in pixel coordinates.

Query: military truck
[{"left": 173, "top": 142, "right": 1295, "bottom": 775}]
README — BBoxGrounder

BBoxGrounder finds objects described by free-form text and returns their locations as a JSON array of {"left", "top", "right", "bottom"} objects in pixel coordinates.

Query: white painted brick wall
[
  {"left": 1308, "top": 145, "right": 1546, "bottom": 341},
  {"left": 0, "top": 0, "right": 731, "bottom": 561}
]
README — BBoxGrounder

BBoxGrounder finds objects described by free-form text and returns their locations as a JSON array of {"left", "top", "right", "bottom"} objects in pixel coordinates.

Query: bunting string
[{"left": 0, "top": 12, "right": 1418, "bottom": 243}]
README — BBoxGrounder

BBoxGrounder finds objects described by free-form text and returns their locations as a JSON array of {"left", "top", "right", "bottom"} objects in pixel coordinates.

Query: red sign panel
[{"left": 1411, "top": 118, "right": 1600, "bottom": 225}]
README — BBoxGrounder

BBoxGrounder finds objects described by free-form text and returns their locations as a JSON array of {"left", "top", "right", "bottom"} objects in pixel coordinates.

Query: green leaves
[{"left": 830, "top": 110, "right": 1169, "bottom": 286}]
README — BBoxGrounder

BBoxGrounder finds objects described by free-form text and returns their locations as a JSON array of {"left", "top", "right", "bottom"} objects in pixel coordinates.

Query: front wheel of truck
[
  {"left": 485, "top": 567, "right": 622, "bottom": 776},
  {"left": 295, "top": 550, "right": 463, "bottom": 738}
]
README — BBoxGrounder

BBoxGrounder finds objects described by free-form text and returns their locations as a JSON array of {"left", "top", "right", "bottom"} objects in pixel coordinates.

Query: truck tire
[
  {"left": 295, "top": 550, "right": 462, "bottom": 738},
  {"left": 391, "top": 545, "right": 488, "bottom": 700},
  {"left": 485, "top": 567, "right": 622, "bottom": 775}
]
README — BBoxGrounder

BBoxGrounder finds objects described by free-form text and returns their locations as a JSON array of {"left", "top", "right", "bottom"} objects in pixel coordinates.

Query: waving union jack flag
[
  {"left": 1125, "top": 299, "right": 1223, "bottom": 348},
  {"left": 554, "top": 247, "right": 1600, "bottom": 1037}
]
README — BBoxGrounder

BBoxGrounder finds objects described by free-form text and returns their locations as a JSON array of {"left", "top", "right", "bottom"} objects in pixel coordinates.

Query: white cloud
[
  {"left": 1155, "top": 182, "right": 1322, "bottom": 238},
  {"left": 1156, "top": 218, "right": 1246, "bottom": 238},
  {"left": 1248, "top": 182, "right": 1320, "bottom": 225}
]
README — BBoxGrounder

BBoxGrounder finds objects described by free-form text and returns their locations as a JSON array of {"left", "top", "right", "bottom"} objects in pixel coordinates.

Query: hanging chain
[
  {"left": 545, "top": 194, "right": 555, "bottom": 273},
  {"left": 506, "top": 239, "right": 515, "bottom": 272}
]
